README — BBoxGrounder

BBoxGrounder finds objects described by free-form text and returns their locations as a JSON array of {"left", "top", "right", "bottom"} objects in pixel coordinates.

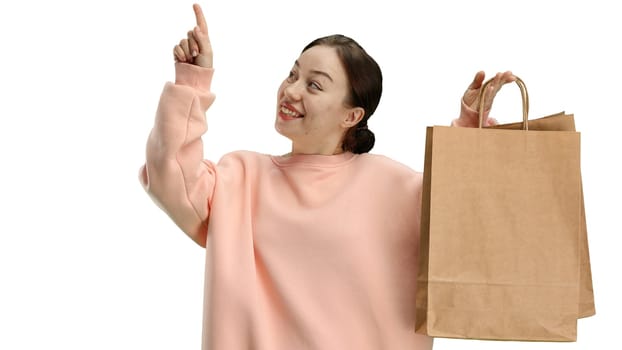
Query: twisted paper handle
[{"left": 478, "top": 76, "right": 530, "bottom": 130}]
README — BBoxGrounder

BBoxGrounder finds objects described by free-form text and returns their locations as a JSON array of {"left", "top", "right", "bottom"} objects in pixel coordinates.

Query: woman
[{"left": 139, "top": 4, "right": 515, "bottom": 349}]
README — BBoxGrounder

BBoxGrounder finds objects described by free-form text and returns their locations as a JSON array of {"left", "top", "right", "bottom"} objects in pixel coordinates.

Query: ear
[{"left": 341, "top": 107, "right": 365, "bottom": 128}]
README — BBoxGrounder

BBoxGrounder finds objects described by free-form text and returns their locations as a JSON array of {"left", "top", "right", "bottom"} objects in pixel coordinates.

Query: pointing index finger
[{"left": 193, "top": 3, "right": 208, "bottom": 32}]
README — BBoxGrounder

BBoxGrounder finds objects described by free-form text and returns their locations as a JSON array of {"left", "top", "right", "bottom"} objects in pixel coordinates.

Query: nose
[{"left": 283, "top": 80, "right": 303, "bottom": 101}]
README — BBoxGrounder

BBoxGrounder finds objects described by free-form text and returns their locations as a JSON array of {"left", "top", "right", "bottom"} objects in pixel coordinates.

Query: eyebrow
[{"left": 294, "top": 60, "right": 334, "bottom": 82}]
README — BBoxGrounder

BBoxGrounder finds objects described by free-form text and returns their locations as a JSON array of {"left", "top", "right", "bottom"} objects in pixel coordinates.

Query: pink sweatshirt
[{"left": 140, "top": 63, "right": 483, "bottom": 350}]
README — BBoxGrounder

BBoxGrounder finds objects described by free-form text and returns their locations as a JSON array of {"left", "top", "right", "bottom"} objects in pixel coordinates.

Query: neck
[{"left": 290, "top": 142, "right": 344, "bottom": 156}]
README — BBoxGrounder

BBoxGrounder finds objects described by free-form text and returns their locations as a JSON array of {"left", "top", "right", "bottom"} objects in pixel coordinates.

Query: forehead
[{"left": 297, "top": 45, "right": 346, "bottom": 79}]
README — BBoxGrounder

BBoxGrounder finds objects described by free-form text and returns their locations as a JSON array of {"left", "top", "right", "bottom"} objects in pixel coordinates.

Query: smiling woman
[
  {"left": 276, "top": 34, "right": 382, "bottom": 156},
  {"left": 139, "top": 3, "right": 515, "bottom": 350},
  {"left": 1, "top": 0, "right": 620, "bottom": 349},
  {"left": 275, "top": 37, "right": 379, "bottom": 156}
]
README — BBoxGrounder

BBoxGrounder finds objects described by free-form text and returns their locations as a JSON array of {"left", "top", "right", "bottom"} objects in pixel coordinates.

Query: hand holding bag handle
[{"left": 478, "top": 76, "right": 530, "bottom": 129}]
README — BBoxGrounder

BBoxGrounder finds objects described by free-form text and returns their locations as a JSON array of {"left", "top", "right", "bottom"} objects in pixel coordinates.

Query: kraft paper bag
[
  {"left": 416, "top": 77, "right": 585, "bottom": 341},
  {"left": 491, "top": 112, "right": 595, "bottom": 318}
]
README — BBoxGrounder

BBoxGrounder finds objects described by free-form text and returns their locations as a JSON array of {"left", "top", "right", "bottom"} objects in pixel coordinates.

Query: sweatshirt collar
[{"left": 271, "top": 151, "right": 356, "bottom": 167}]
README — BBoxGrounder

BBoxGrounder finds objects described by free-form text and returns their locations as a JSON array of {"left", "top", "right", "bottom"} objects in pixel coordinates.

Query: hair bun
[{"left": 352, "top": 128, "right": 375, "bottom": 154}]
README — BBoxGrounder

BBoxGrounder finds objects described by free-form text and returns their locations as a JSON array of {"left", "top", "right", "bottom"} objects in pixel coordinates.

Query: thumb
[{"left": 463, "top": 71, "right": 485, "bottom": 107}]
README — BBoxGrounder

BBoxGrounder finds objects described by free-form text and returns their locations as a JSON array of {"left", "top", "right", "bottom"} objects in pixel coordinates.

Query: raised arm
[
  {"left": 452, "top": 71, "right": 516, "bottom": 127},
  {"left": 139, "top": 4, "right": 215, "bottom": 247}
]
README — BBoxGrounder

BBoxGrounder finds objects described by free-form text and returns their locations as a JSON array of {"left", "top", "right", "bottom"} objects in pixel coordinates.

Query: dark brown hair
[{"left": 302, "top": 34, "right": 382, "bottom": 154}]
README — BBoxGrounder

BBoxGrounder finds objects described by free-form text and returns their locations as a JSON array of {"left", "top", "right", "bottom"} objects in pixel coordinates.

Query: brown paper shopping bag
[
  {"left": 491, "top": 112, "right": 595, "bottom": 319},
  {"left": 416, "top": 77, "right": 585, "bottom": 341}
]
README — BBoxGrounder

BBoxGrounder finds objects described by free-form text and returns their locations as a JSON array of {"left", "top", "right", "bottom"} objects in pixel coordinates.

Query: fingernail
[{"left": 192, "top": 50, "right": 198, "bottom": 57}]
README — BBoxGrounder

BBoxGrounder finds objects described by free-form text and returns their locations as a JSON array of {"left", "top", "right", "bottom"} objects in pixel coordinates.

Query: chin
[{"left": 274, "top": 119, "right": 292, "bottom": 140}]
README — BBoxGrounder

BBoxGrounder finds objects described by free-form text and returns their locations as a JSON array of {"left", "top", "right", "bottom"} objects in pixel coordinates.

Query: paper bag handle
[{"left": 478, "top": 75, "right": 530, "bottom": 130}]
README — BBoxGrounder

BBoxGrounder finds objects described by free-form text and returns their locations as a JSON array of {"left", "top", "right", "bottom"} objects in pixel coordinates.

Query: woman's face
[{"left": 275, "top": 45, "right": 363, "bottom": 155}]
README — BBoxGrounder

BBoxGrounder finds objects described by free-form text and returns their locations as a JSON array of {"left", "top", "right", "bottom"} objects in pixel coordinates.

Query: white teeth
[{"left": 281, "top": 106, "right": 301, "bottom": 117}]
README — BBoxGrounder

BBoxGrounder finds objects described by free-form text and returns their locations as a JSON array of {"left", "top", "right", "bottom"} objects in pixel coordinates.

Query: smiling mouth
[{"left": 280, "top": 105, "right": 303, "bottom": 118}]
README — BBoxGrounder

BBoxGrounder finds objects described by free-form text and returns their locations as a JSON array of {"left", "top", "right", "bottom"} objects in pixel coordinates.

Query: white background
[{"left": 0, "top": 0, "right": 619, "bottom": 349}]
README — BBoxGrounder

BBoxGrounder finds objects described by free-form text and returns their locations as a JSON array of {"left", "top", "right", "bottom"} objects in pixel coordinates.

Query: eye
[
  {"left": 308, "top": 81, "right": 322, "bottom": 91},
  {"left": 286, "top": 70, "right": 297, "bottom": 83}
]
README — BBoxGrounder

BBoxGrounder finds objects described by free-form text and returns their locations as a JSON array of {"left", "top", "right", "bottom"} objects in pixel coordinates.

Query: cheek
[{"left": 318, "top": 99, "right": 346, "bottom": 121}]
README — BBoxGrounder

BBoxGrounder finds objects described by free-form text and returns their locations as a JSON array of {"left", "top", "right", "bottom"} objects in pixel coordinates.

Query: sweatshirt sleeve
[
  {"left": 139, "top": 62, "right": 216, "bottom": 247},
  {"left": 450, "top": 100, "right": 497, "bottom": 127}
]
